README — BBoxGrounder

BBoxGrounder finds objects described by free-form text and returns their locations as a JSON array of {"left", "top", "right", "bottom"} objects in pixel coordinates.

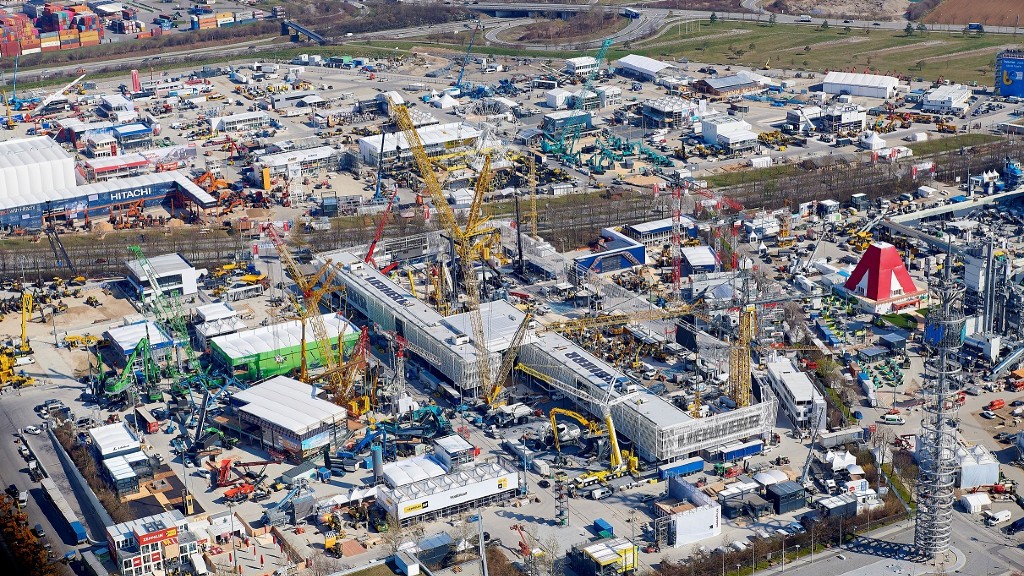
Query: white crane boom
[{"left": 39, "top": 74, "right": 85, "bottom": 111}]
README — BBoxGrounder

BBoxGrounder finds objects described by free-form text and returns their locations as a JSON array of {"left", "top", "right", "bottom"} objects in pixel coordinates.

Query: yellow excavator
[{"left": 549, "top": 408, "right": 604, "bottom": 452}]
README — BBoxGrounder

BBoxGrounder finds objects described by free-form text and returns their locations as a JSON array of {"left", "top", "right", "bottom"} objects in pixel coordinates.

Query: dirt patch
[
  {"left": 922, "top": 0, "right": 1023, "bottom": 25},
  {"left": 778, "top": 36, "right": 869, "bottom": 52},
  {"left": 851, "top": 40, "right": 946, "bottom": 57},
  {"left": 766, "top": 0, "right": 910, "bottom": 21}
]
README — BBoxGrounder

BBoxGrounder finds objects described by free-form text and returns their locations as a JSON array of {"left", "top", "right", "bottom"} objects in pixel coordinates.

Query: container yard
[{"left": 1, "top": 8, "right": 1024, "bottom": 576}]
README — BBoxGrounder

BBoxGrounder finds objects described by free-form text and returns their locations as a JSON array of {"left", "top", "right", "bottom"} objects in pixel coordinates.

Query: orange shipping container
[
  {"left": 79, "top": 30, "right": 98, "bottom": 40},
  {"left": 80, "top": 39, "right": 98, "bottom": 46}
]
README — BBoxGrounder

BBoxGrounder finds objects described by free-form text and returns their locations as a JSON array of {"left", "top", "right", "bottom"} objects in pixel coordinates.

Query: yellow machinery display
[
  {"left": 391, "top": 101, "right": 495, "bottom": 404},
  {"left": 266, "top": 226, "right": 352, "bottom": 402},
  {"left": 516, "top": 363, "right": 638, "bottom": 488},
  {"left": 727, "top": 305, "right": 755, "bottom": 408},
  {"left": 17, "top": 291, "right": 32, "bottom": 356},
  {"left": 483, "top": 313, "right": 532, "bottom": 408},
  {"left": 549, "top": 408, "right": 604, "bottom": 452}
]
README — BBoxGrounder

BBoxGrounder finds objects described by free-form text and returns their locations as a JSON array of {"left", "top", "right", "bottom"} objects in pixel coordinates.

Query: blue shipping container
[
  {"left": 721, "top": 440, "right": 763, "bottom": 462},
  {"left": 593, "top": 518, "right": 614, "bottom": 535},
  {"left": 71, "top": 521, "right": 87, "bottom": 544},
  {"left": 658, "top": 456, "right": 705, "bottom": 480}
]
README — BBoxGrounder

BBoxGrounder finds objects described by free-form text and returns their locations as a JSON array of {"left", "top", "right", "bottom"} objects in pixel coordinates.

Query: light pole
[
  {"left": 782, "top": 535, "right": 786, "bottom": 573},
  {"left": 794, "top": 545, "right": 800, "bottom": 567}
]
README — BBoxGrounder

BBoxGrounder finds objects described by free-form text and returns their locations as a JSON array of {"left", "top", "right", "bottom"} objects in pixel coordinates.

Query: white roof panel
[
  {"left": 210, "top": 313, "right": 355, "bottom": 360},
  {"left": 382, "top": 455, "right": 448, "bottom": 487},
  {"left": 0, "top": 136, "right": 77, "bottom": 208},
  {"left": 822, "top": 71, "right": 899, "bottom": 89},
  {"left": 616, "top": 54, "right": 674, "bottom": 76},
  {"left": 682, "top": 245, "right": 717, "bottom": 267},
  {"left": 126, "top": 253, "right": 194, "bottom": 282},
  {"left": 104, "top": 320, "right": 174, "bottom": 353},
  {"left": 233, "top": 375, "right": 347, "bottom": 435},
  {"left": 88, "top": 423, "right": 140, "bottom": 457}
]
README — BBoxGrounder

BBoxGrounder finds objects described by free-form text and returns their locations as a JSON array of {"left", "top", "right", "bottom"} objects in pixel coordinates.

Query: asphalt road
[{"left": 776, "top": 514, "right": 1023, "bottom": 576}]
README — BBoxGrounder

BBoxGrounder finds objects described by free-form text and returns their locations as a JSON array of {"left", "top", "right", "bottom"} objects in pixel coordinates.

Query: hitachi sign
[{"left": 109, "top": 187, "right": 155, "bottom": 201}]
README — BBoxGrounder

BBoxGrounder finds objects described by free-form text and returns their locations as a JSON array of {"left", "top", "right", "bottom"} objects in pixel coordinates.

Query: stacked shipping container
[{"left": 0, "top": 2, "right": 271, "bottom": 58}]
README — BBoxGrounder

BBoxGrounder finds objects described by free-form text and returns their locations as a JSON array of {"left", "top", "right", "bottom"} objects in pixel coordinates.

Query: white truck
[
  {"left": 492, "top": 403, "right": 533, "bottom": 428},
  {"left": 985, "top": 510, "right": 1012, "bottom": 526}
]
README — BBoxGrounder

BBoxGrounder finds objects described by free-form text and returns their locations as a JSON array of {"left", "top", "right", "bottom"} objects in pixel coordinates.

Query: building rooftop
[
  {"left": 0, "top": 136, "right": 77, "bottom": 205},
  {"left": 210, "top": 313, "right": 355, "bottom": 361},
  {"left": 386, "top": 460, "right": 514, "bottom": 502},
  {"left": 210, "top": 110, "right": 270, "bottom": 125},
  {"left": 111, "top": 123, "right": 152, "bottom": 137},
  {"left": 643, "top": 95, "right": 694, "bottom": 114},
  {"left": 682, "top": 245, "right": 717, "bottom": 267},
  {"left": 88, "top": 422, "right": 140, "bottom": 458},
  {"left": 106, "top": 509, "right": 185, "bottom": 545},
  {"left": 625, "top": 216, "right": 696, "bottom": 235},
  {"left": 434, "top": 434, "right": 475, "bottom": 455},
  {"left": 616, "top": 54, "right": 675, "bottom": 76},
  {"left": 766, "top": 358, "right": 816, "bottom": 402},
  {"left": 83, "top": 153, "right": 150, "bottom": 172},
  {"left": 382, "top": 454, "right": 448, "bottom": 488},
  {"left": 256, "top": 145, "right": 337, "bottom": 168},
  {"left": 702, "top": 75, "right": 757, "bottom": 91},
  {"left": 195, "top": 302, "right": 237, "bottom": 322},
  {"left": 822, "top": 71, "right": 899, "bottom": 89},
  {"left": 126, "top": 252, "right": 194, "bottom": 283},
  {"left": 232, "top": 375, "right": 348, "bottom": 435},
  {"left": 104, "top": 320, "right": 174, "bottom": 353},
  {"left": 925, "top": 84, "right": 971, "bottom": 101},
  {"left": 360, "top": 122, "right": 482, "bottom": 154}
]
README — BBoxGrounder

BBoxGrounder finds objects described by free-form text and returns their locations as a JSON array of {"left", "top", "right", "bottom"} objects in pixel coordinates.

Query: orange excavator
[{"left": 194, "top": 171, "right": 230, "bottom": 193}]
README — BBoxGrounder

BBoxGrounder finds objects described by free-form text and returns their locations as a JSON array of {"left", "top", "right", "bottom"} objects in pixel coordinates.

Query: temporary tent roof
[
  {"left": 960, "top": 492, "right": 991, "bottom": 514},
  {"left": 858, "top": 130, "right": 886, "bottom": 150},
  {"left": 88, "top": 422, "right": 141, "bottom": 458},
  {"left": 210, "top": 313, "right": 355, "bottom": 361},
  {"left": 382, "top": 455, "right": 448, "bottom": 488},
  {"left": 232, "top": 375, "right": 347, "bottom": 435},
  {"left": 0, "top": 136, "right": 77, "bottom": 209},
  {"left": 844, "top": 242, "right": 919, "bottom": 302}
]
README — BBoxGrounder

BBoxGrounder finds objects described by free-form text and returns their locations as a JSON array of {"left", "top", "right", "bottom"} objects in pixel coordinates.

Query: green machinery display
[
  {"left": 542, "top": 38, "right": 613, "bottom": 165},
  {"left": 103, "top": 336, "right": 162, "bottom": 401},
  {"left": 127, "top": 245, "right": 211, "bottom": 404}
]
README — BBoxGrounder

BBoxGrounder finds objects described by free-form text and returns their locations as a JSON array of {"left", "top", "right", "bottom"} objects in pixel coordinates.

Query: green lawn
[
  {"left": 629, "top": 21, "right": 1009, "bottom": 84},
  {"left": 907, "top": 133, "right": 1002, "bottom": 155},
  {"left": 383, "top": 19, "right": 1014, "bottom": 84}
]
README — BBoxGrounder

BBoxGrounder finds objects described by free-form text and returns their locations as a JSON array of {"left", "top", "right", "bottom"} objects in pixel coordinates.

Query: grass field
[
  {"left": 629, "top": 20, "right": 1010, "bottom": 84},
  {"left": 384, "top": 19, "right": 1014, "bottom": 84},
  {"left": 906, "top": 132, "right": 1002, "bottom": 155}
]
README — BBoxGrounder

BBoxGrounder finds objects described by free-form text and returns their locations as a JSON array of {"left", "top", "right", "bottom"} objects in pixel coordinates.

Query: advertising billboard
[
  {"left": 136, "top": 526, "right": 178, "bottom": 546},
  {"left": 391, "top": 473, "right": 519, "bottom": 520},
  {"left": 998, "top": 55, "right": 1024, "bottom": 98}
]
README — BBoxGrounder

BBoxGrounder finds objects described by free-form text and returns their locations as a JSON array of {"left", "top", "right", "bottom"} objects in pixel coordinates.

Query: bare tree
[
  {"left": 306, "top": 554, "right": 344, "bottom": 576},
  {"left": 379, "top": 515, "right": 407, "bottom": 557}
]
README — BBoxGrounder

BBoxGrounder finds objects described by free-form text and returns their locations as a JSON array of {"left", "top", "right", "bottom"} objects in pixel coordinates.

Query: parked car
[
  {"left": 23, "top": 426, "right": 41, "bottom": 435},
  {"left": 981, "top": 410, "right": 997, "bottom": 419},
  {"left": 33, "top": 524, "right": 45, "bottom": 538}
]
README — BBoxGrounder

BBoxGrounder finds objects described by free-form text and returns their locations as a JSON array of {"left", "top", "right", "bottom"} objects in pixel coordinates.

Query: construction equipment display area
[{"left": 4, "top": 28, "right": 1024, "bottom": 576}]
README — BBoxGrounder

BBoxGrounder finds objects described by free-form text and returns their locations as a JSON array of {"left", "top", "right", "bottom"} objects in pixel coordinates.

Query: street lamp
[
  {"left": 794, "top": 545, "right": 800, "bottom": 566},
  {"left": 782, "top": 535, "right": 787, "bottom": 573}
]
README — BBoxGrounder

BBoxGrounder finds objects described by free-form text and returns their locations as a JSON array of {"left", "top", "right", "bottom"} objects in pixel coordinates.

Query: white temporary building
[
  {"left": 825, "top": 450, "right": 858, "bottom": 472},
  {"left": 960, "top": 492, "right": 991, "bottom": 514},
  {"left": 858, "top": 130, "right": 887, "bottom": 151},
  {"left": 0, "top": 136, "right": 77, "bottom": 210},
  {"left": 822, "top": 71, "right": 899, "bottom": 99},
  {"left": 431, "top": 93, "right": 458, "bottom": 109},
  {"left": 957, "top": 443, "right": 999, "bottom": 488}
]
